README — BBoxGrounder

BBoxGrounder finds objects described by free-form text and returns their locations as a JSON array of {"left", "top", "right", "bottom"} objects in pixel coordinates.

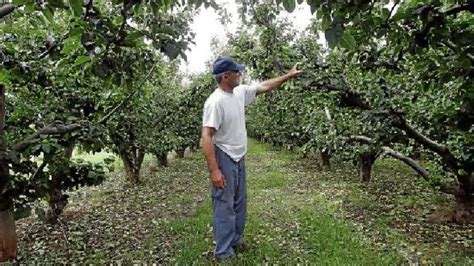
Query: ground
[{"left": 15, "top": 139, "right": 474, "bottom": 264}]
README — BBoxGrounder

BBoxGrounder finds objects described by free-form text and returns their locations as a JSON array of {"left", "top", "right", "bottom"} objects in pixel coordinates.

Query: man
[{"left": 201, "top": 56, "right": 301, "bottom": 260}]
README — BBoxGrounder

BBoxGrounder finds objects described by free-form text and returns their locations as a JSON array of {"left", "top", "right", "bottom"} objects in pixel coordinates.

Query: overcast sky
[{"left": 180, "top": 1, "right": 316, "bottom": 75}]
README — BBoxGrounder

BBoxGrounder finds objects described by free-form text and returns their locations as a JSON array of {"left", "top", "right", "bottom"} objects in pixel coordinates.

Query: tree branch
[
  {"left": 336, "top": 79, "right": 458, "bottom": 174},
  {"left": 316, "top": 78, "right": 463, "bottom": 182},
  {"left": 394, "top": 118, "right": 449, "bottom": 157},
  {"left": 249, "top": 1, "right": 271, "bottom": 28},
  {"left": 0, "top": 4, "right": 15, "bottom": 19},
  {"left": 324, "top": 83, "right": 345, "bottom": 92},
  {"left": 37, "top": 35, "right": 68, "bottom": 60},
  {"left": 445, "top": 2, "right": 474, "bottom": 16},
  {"left": 439, "top": 183, "right": 468, "bottom": 198},
  {"left": 339, "top": 90, "right": 372, "bottom": 110},
  {"left": 330, "top": 80, "right": 453, "bottom": 165},
  {"left": 31, "top": 160, "right": 48, "bottom": 181},
  {"left": 443, "top": 40, "right": 474, "bottom": 62},
  {"left": 393, "top": 117, "right": 461, "bottom": 175},
  {"left": 350, "top": 135, "right": 372, "bottom": 143},
  {"left": 384, "top": 0, "right": 400, "bottom": 26},
  {"left": 412, "top": 3, "right": 474, "bottom": 51},
  {"left": 101, "top": 0, "right": 139, "bottom": 58},
  {"left": 381, "top": 146, "right": 429, "bottom": 179},
  {"left": 349, "top": 135, "right": 430, "bottom": 180},
  {"left": 98, "top": 62, "right": 157, "bottom": 124},
  {"left": 12, "top": 123, "right": 81, "bottom": 153},
  {"left": 84, "top": 0, "right": 93, "bottom": 19}
]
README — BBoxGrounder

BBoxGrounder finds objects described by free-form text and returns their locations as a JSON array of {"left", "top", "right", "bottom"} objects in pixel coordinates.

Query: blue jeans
[{"left": 212, "top": 146, "right": 247, "bottom": 259}]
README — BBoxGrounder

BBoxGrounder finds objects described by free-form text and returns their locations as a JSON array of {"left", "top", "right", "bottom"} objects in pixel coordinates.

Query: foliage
[
  {"left": 231, "top": 0, "right": 473, "bottom": 204},
  {"left": 0, "top": 0, "right": 212, "bottom": 217},
  {"left": 172, "top": 73, "right": 215, "bottom": 153}
]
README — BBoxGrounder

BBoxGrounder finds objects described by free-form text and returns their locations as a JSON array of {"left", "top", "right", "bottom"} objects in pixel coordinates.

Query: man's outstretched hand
[
  {"left": 256, "top": 62, "right": 303, "bottom": 94},
  {"left": 287, "top": 63, "right": 302, "bottom": 78}
]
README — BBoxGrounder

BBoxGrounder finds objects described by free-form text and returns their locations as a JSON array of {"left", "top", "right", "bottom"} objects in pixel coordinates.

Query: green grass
[
  {"left": 150, "top": 140, "right": 402, "bottom": 264},
  {"left": 247, "top": 138, "right": 271, "bottom": 154},
  {"left": 254, "top": 171, "right": 288, "bottom": 190},
  {"left": 16, "top": 139, "right": 473, "bottom": 264},
  {"left": 72, "top": 150, "right": 117, "bottom": 164},
  {"left": 297, "top": 207, "right": 398, "bottom": 264}
]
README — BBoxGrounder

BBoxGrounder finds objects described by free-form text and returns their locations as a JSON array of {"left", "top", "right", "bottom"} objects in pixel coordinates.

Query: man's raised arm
[{"left": 256, "top": 64, "right": 301, "bottom": 95}]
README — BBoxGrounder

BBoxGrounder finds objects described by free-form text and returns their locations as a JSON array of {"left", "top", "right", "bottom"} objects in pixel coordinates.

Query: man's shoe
[
  {"left": 233, "top": 240, "right": 248, "bottom": 253},
  {"left": 215, "top": 254, "right": 235, "bottom": 262},
  {"left": 214, "top": 249, "right": 236, "bottom": 262}
]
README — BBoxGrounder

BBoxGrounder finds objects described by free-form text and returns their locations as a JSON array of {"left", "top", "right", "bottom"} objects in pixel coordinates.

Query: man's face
[{"left": 225, "top": 70, "right": 242, "bottom": 88}]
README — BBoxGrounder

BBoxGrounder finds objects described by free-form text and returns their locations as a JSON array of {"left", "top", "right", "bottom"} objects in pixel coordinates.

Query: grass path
[
  {"left": 159, "top": 139, "right": 400, "bottom": 264},
  {"left": 16, "top": 140, "right": 472, "bottom": 264}
]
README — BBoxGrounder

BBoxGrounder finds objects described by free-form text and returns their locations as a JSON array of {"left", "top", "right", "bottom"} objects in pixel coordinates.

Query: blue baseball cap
[{"left": 212, "top": 56, "right": 245, "bottom": 75}]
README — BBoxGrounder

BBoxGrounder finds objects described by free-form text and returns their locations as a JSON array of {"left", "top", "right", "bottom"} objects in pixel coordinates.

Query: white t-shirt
[{"left": 202, "top": 85, "right": 257, "bottom": 162}]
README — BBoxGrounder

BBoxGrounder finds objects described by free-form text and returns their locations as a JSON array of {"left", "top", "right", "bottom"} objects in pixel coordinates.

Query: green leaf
[
  {"left": 24, "top": 2, "right": 35, "bottom": 13},
  {"left": 69, "top": 0, "right": 83, "bottom": 17},
  {"left": 308, "top": 0, "right": 321, "bottom": 14},
  {"left": 457, "top": 56, "right": 471, "bottom": 70},
  {"left": 12, "top": 0, "right": 33, "bottom": 4},
  {"left": 163, "top": 43, "right": 180, "bottom": 59},
  {"left": 321, "top": 14, "right": 330, "bottom": 31},
  {"left": 381, "top": 7, "right": 390, "bottom": 19},
  {"left": 35, "top": 208, "right": 47, "bottom": 221},
  {"left": 42, "top": 7, "right": 54, "bottom": 22},
  {"left": 7, "top": 151, "right": 20, "bottom": 164},
  {"left": 68, "top": 26, "right": 83, "bottom": 37},
  {"left": 325, "top": 19, "right": 343, "bottom": 49},
  {"left": 158, "top": 25, "right": 175, "bottom": 35},
  {"left": 74, "top": 55, "right": 90, "bottom": 66},
  {"left": 325, "top": 28, "right": 336, "bottom": 48},
  {"left": 14, "top": 206, "right": 32, "bottom": 220},
  {"left": 48, "top": 0, "right": 67, "bottom": 8},
  {"left": 42, "top": 143, "right": 51, "bottom": 154},
  {"left": 340, "top": 31, "right": 356, "bottom": 49},
  {"left": 0, "top": 68, "right": 10, "bottom": 84},
  {"left": 93, "top": 63, "right": 108, "bottom": 77},
  {"left": 283, "top": 0, "right": 296, "bottom": 12},
  {"left": 458, "top": 169, "right": 467, "bottom": 176},
  {"left": 124, "top": 31, "right": 144, "bottom": 46},
  {"left": 194, "top": 0, "right": 203, "bottom": 8},
  {"left": 179, "top": 51, "right": 187, "bottom": 61}
]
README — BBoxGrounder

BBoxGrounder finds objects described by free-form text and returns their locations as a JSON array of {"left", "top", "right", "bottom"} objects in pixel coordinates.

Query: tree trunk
[
  {"left": 156, "top": 153, "right": 168, "bottom": 167},
  {"left": 0, "top": 84, "right": 17, "bottom": 261},
  {"left": 359, "top": 151, "right": 378, "bottom": 182},
  {"left": 123, "top": 161, "right": 139, "bottom": 183},
  {"left": 409, "top": 143, "right": 422, "bottom": 160},
  {"left": 190, "top": 140, "right": 199, "bottom": 152},
  {"left": 46, "top": 186, "right": 68, "bottom": 224},
  {"left": 195, "top": 140, "right": 200, "bottom": 151},
  {"left": 46, "top": 143, "right": 74, "bottom": 223},
  {"left": 302, "top": 151, "right": 308, "bottom": 159},
  {"left": 319, "top": 149, "right": 331, "bottom": 170},
  {"left": 176, "top": 148, "right": 185, "bottom": 159},
  {"left": 120, "top": 149, "right": 144, "bottom": 183},
  {"left": 122, "top": 158, "right": 140, "bottom": 184},
  {"left": 456, "top": 172, "right": 473, "bottom": 207},
  {"left": 0, "top": 208, "right": 17, "bottom": 261}
]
